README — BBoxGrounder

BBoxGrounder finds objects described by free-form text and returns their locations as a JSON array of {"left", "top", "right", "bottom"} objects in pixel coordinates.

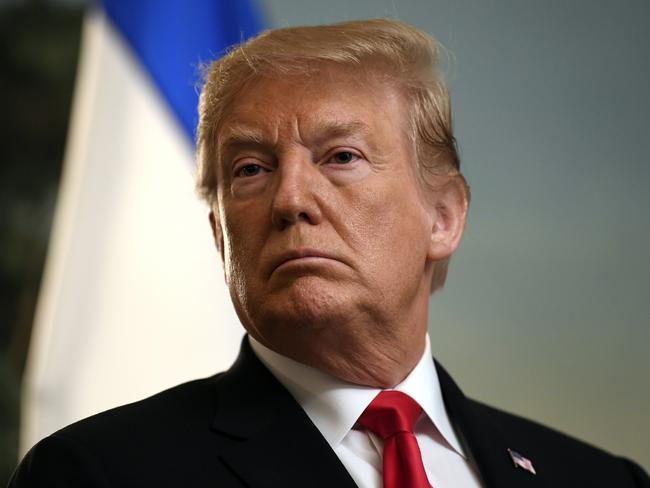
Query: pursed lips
[{"left": 269, "top": 248, "right": 342, "bottom": 276}]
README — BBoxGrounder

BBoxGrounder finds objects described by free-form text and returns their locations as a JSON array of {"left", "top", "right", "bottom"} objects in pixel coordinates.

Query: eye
[
  {"left": 331, "top": 151, "right": 358, "bottom": 165},
  {"left": 236, "top": 164, "right": 263, "bottom": 177}
]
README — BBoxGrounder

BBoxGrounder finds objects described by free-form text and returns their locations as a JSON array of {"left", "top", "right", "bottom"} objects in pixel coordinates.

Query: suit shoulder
[
  {"left": 468, "top": 397, "right": 607, "bottom": 455},
  {"left": 56, "top": 374, "right": 223, "bottom": 441},
  {"left": 466, "top": 398, "right": 650, "bottom": 485},
  {"left": 9, "top": 432, "right": 112, "bottom": 487},
  {"left": 11, "top": 374, "right": 246, "bottom": 487}
]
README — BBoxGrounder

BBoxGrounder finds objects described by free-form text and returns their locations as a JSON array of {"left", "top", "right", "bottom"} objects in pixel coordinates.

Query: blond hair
[{"left": 196, "top": 19, "right": 467, "bottom": 292}]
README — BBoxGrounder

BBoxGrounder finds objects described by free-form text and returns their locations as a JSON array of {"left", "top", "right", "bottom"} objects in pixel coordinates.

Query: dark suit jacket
[{"left": 9, "top": 337, "right": 650, "bottom": 487}]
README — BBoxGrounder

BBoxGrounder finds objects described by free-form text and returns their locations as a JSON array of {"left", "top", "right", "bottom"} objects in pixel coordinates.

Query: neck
[{"left": 254, "top": 321, "right": 428, "bottom": 388}]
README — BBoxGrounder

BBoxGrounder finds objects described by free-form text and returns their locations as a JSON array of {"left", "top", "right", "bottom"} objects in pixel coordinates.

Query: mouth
[{"left": 270, "top": 248, "right": 341, "bottom": 275}]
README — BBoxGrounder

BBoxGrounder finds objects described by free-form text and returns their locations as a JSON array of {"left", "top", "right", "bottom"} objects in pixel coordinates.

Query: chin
[{"left": 262, "top": 278, "right": 352, "bottom": 330}]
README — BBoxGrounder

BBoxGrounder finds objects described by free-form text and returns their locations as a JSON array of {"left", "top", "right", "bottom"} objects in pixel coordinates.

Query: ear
[
  {"left": 209, "top": 209, "right": 225, "bottom": 263},
  {"left": 427, "top": 176, "right": 468, "bottom": 262}
]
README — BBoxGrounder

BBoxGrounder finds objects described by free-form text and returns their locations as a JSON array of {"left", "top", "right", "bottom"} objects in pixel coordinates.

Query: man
[{"left": 9, "top": 19, "right": 649, "bottom": 488}]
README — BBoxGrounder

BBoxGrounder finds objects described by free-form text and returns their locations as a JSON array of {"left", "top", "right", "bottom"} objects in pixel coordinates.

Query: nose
[{"left": 270, "top": 159, "right": 323, "bottom": 230}]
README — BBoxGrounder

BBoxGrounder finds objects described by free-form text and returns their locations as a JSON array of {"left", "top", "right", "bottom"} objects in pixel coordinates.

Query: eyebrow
[
  {"left": 219, "top": 125, "right": 267, "bottom": 149},
  {"left": 218, "top": 119, "right": 374, "bottom": 159}
]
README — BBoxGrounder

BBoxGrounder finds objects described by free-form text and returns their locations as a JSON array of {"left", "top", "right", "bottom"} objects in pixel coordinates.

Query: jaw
[
  {"left": 234, "top": 275, "right": 432, "bottom": 388},
  {"left": 259, "top": 317, "right": 428, "bottom": 388}
]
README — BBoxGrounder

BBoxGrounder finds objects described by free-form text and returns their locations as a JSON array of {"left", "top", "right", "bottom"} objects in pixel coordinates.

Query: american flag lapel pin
[{"left": 507, "top": 448, "right": 537, "bottom": 475}]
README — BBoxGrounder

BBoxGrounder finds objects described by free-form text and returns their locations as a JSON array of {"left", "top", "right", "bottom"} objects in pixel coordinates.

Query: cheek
[
  {"left": 345, "top": 184, "right": 431, "bottom": 269},
  {"left": 355, "top": 179, "right": 429, "bottom": 237},
  {"left": 222, "top": 217, "right": 258, "bottom": 285}
]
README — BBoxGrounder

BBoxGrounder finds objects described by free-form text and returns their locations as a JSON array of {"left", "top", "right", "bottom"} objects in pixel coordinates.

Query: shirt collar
[{"left": 249, "top": 335, "right": 466, "bottom": 457}]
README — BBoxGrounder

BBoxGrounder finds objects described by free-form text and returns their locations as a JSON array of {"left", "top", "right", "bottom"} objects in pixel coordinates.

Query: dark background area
[{"left": 0, "top": 1, "right": 82, "bottom": 482}]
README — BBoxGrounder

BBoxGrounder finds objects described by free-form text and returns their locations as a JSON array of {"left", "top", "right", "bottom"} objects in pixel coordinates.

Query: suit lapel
[
  {"left": 211, "top": 339, "right": 550, "bottom": 487},
  {"left": 211, "top": 338, "right": 357, "bottom": 488},
  {"left": 436, "top": 361, "right": 547, "bottom": 488}
]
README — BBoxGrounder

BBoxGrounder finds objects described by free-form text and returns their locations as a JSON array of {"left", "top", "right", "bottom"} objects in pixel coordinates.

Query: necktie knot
[
  {"left": 357, "top": 391, "right": 432, "bottom": 488},
  {"left": 357, "top": 391, "right": 423, "bottom": 440}
]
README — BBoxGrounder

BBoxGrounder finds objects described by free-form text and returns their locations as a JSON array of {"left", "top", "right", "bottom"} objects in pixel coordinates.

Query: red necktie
[{"left": 357, "top": 391, "right": 433, "bottom": 488}]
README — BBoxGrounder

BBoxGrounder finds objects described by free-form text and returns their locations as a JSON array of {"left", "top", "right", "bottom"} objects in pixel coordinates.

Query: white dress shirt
[{"left": 250, "top": 336, "right": 483, "bottom": 488}]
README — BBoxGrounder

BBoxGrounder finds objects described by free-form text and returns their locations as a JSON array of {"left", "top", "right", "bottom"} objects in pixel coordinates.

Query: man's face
[{"left": 211, "top": 68, "right": 459, "bottom": 375}]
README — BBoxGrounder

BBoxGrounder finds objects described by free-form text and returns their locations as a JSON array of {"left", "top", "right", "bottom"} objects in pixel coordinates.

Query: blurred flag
[{"left": 21, "top": 0, "right": 262, "bottom": 454}]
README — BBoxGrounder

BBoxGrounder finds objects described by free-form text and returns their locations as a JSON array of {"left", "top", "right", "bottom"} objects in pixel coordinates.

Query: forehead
[{"left": 217, "top": 67, "right": 409, "bottom": 146}]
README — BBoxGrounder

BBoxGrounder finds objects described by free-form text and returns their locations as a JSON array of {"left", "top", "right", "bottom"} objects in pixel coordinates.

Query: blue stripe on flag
[{"left": 98, "top": 0, "right": 263, "bottom": 144}]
